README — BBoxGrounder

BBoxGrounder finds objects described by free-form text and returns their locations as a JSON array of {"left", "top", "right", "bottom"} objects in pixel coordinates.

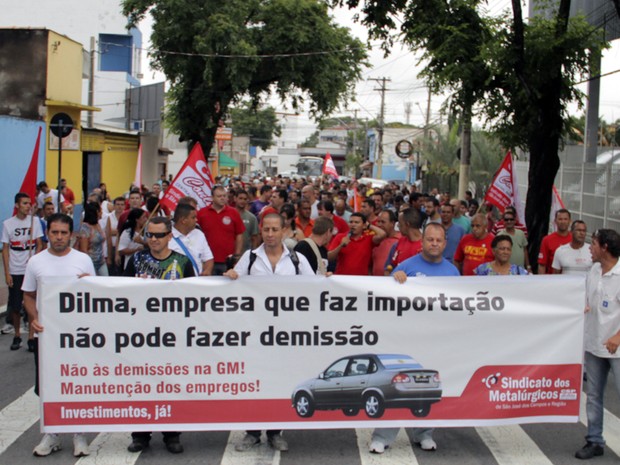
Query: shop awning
[{"left": 218, "top": 152, "right": 239, "bottom": 167}]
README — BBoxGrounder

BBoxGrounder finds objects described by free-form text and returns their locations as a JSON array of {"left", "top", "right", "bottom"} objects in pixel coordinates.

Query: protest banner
[{"left": 38, "top": 275, "right": 584, "bottom": 433}]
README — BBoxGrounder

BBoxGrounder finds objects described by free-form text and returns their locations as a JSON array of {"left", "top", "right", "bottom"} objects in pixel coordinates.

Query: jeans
[{"left": 584, "top": 351, "right": 620, "bottom": 445}]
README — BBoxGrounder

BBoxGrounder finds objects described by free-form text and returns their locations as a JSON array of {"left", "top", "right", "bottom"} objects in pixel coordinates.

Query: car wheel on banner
[
  {"left": 364, "top": 392, "right": 385, "bottom": 418},
  {"left": 294, "top": 393, "right": 315, "bottom": 418},
  {"left": 411, "top": 404, "right": 431, "bottom": 417},
  {"left": 342, "top": 408, "right": 359, "bottom": 417}
]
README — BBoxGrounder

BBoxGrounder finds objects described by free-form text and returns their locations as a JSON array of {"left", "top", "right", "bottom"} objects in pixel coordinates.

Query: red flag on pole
[
  {"left": 14, "top": 126, "right": 42, "bottom": 214},
  {"left": 322, "top": 152, "right": 338, "bottom": 178},
  {"left": 483, "top": 151, "right": 524, "bottom": 220},
  {"left": 160, "top": 144, "right": 215, "bottom": 212},
  {"left": 133, "top": 144, "right": 143, "bottom": 190}
]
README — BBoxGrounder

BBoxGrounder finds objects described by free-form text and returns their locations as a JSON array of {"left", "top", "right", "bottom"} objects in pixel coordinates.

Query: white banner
[{"left": 38, "top": 275, "right": 585, "bottom": 433}]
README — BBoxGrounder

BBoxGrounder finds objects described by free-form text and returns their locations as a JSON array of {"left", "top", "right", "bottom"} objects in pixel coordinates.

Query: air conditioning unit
[{"left": 132, "top": 120, "right": 145, "bottom": 132}]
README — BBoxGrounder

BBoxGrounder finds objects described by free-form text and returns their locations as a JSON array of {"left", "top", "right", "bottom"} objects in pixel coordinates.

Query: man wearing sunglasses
[
  {"left": 496, "top": 212, "right": 530, "bottom": 270},
  {"left": 124, "top": 217, "right": 194, "bottom": 454}
]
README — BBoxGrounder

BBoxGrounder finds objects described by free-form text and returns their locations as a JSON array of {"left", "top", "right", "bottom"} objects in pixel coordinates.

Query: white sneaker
[
  {"left": 420, "top": 438, "right": 437, "bottom": 451},
  {"left": 369, "top": 440, "right": 386, "bottom": 454},
  {"left": 1, "top": 324, "right": 14, "bottom": 335},
  {"left": 33, "top": 433, "right": 61, "bottom": 456},
  {"left": 73, "top": 433, "right": 90, "bottom": 457}
]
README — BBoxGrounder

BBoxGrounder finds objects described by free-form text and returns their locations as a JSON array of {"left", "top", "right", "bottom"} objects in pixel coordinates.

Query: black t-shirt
[
  {"left": 294, "top": 239, "right": 326, "bottom": 274},
  {"left": 124, "top": 250, "right": 195, "bottom": 279}
]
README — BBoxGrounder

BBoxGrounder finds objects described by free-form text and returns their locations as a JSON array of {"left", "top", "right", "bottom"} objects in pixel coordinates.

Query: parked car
[{"left": 292, "top": 353, "right": 442, "bottom": 419}]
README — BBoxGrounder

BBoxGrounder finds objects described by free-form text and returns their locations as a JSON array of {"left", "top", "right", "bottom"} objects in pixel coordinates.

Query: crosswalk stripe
[
  {"left": 580, "top": 393, "right": 620, "bottom": 457},
  {"left": 219, "top": 430, "right": 280, "bottom": 465},
  {"left": 76, "top": 433, "right": 136, "bottom": 465},
  {"left": 356, "top": 428, "right": 418, "bottom": 465},
  {"left": 0, "top": 387, "right": 39, "bottom": 455},
  {"left": 476, "top": 425, "right": 553, "bottom": 465}
]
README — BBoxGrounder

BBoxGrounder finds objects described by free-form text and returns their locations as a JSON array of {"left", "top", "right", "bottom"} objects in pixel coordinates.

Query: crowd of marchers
[{"left": 2, "top": 172, "right": 619, "bottom": 461}]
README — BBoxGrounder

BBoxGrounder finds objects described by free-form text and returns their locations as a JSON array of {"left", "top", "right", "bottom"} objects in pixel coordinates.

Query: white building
[
  {"left": 254, "top": 113, "right": 308, "bottom": 175},
  {"left": 1, "top": 0, "right": 143, "bottom": 129}
]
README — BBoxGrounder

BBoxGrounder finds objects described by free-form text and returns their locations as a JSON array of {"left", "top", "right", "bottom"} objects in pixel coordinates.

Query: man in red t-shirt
[
  {"left": 537, "top": 208, "right": 571, "bottom": 274},
  {"left": 197, "top": 186, "right": 245, "bottom": 275},
  {"left": 386, "top": 207, "right": 423, "bottom": 273},
  {"left": 454, "top": 213, "right": 495, "bottom": 275},
  {"left": 372, "top": 209, "right": 400, "bottom": 276},
  {"left": 328, "top": 212, "right": 386, "bottom": 275},
  {"left": 360, "top": 199, "right": 378, "bottom": 225},
  {"left": 317, "top": 200, "right": 349, "bottom": 237}
]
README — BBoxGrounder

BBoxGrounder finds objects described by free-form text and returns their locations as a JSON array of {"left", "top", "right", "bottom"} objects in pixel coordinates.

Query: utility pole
[
  {"left": 352, "top": 109, "right": 358, "bottom": 159},
  {"left": 404, "top": 102, "right": 412, "bottom": 125},
  {"left": 424, "top": 88, "right": 432, "bottom": 140},
  {"left": 370, "top": 77, "right": 390, "bottom": 179},
  {"left": 88, "top": 36, "right": 96, "bottom": 127}
]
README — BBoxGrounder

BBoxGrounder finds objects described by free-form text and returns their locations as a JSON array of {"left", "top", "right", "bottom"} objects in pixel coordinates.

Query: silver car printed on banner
[{"left": 292, "top": 353, "right": 442, "bottom": 419}]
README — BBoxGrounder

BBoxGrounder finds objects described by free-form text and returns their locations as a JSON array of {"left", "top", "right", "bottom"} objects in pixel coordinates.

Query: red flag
[
  {"left": 322, "top": 152, "right": 338, "bottom": 178},
  {"left": 14, "top": 126, "right": 42, "bottom": 214},
  {"left": 484, "top": 151, "right": 523, "bottom": 219},
  {"left": 160, "top": 144, "right": 215, "bottom": 212}
]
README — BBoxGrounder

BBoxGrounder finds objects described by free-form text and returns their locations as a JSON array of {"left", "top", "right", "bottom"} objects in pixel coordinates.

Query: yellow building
[{"left": 0, "top": 28, "right": 141, "bottom": 204}]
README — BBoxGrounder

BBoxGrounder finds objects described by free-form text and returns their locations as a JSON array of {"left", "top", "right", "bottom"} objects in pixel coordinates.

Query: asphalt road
[{"left": 1, "top": 332, "right": 620, "bottom": 465}]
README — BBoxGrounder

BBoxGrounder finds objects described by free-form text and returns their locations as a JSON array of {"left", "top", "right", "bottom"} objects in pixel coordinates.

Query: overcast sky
[{"left": 140, "top": 0, "right": 620, "bottom": 143}]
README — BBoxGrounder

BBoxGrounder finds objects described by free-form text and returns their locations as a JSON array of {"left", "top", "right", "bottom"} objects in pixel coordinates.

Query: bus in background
[{"left": 296, "top": 156, "right": 324, "bottom": 179}]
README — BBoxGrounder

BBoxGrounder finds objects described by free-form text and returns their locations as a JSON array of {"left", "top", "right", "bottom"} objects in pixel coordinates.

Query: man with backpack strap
[{"left": 224, "top": 212, "right": 314, "bottom": 451}]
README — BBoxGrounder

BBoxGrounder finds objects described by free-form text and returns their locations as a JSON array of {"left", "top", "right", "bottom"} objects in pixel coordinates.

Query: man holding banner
[
  {"left": 225, "top": 212, "right": 314, "bottom": 452},
  {"left": 577, "top": 228, "right": 620, "bottom": 460},
  {"left": 125, "top": 217, "right": 194, "bottom": 454},
  {"left": 22, "top": 214, "right": 95, "bottom": 457},
  {"left": 371, "top": 222, "right": 459, "bottom": 454}
]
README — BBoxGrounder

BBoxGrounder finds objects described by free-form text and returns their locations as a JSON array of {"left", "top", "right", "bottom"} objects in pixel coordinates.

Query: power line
[{"left": 99, "top": 41, "right": 368, "bottom": 59}]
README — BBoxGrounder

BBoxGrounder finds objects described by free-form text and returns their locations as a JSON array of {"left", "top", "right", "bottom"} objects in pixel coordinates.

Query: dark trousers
[
  {"left": 131, "top": 431, "right": 180, "bottom": 442},
  {"left": 247, "top": 430, "right": 281, "bottom": 439}
]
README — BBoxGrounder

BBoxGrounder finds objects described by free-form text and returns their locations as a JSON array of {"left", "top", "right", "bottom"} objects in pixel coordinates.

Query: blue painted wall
[
  {"left": 0, "top": 116, "right": 46, "bottom": 223},
  {"left": 99, "top": 33, "right": 132, "bottom": 73}
]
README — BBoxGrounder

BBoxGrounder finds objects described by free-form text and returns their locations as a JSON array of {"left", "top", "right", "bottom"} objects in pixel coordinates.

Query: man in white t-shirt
[
  {"left": 169, "top": 203, "right": 214, "bottom": 276},
  {"left": 36, "top": 181, "right": 65, "bottom": 213},
  {"left": 552, "top": 220, "right": 592, "bottom": 276},
  {"left": 1, "top": 193, "right": 44, "bottom": 349},
  {"left": 22, "top": 213, "right": 95, "bottom": 458}
]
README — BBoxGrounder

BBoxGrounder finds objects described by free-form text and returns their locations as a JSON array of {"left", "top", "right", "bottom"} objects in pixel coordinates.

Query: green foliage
[
  {"left": 123, "top": 0, "right": 368, "bottom": 153},
  {"left": 482, "top": 13, "right": 605, "bottom": 151},
  {"left": 301, "top": 131, "right": 320, "bottom": 147},
  {"left": 229, "top": 102, "right": 281, "bottom": 151},
  {"left": 422, "top": 124, "right": 503, "bottom": 193}
]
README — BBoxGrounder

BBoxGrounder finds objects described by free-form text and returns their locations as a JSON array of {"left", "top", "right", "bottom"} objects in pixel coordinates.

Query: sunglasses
[
  {"left": 504, "top": 217, "right": 515, "bottom": 221},
  {"left": 145, "top": 231, "right": 170, "bottom": 239}
]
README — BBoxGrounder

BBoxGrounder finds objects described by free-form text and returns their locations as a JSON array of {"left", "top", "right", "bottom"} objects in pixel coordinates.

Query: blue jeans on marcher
[{"left": 584, "top": 351, "right": 620, "bottom": 445}]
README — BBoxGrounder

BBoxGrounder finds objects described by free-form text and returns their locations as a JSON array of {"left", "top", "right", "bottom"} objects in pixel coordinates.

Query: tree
[
  {"left": 337, "top": 0, "right": 492, "bottom": 199},
  {"left": 483, "top": 0, "right": 605, "bottom": 265},
  {"left": 337, "top": 0, "right": 605, "bottom": 267},
  {"left": 123, "top": 0, "right": 367, "bottom": 157},
  {"left": 301, "top": 131, "right": 320, "bottom": 148},
  {"left": 229, "top": 102, "right": 281, "bottom": 151}
]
